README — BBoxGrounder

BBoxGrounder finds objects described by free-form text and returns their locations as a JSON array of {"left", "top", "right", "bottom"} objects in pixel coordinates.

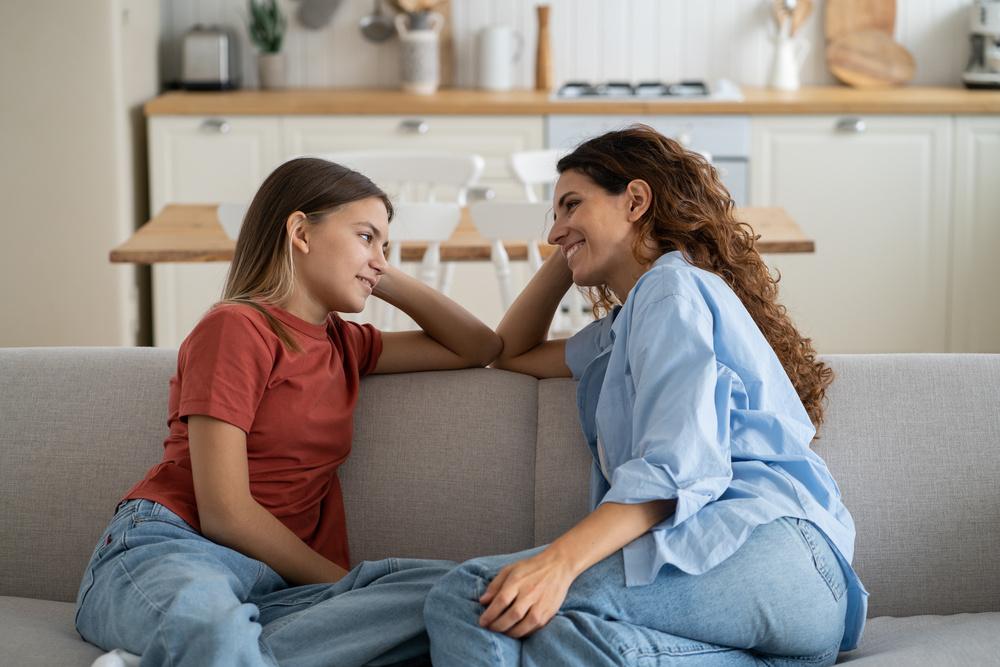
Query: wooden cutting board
[
  {"left": 826, "top": 0, "right": 896, "bottom": 40},
  {"left": 827, "top": 29, "right": 915, "bottom": 87}
]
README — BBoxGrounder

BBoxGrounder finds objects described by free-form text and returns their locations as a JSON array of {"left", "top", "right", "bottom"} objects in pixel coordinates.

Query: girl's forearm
[
  {"left": 373, "top": 265, "right": 501, "bottom": 366},
  {"left": 200, "top": 495, "right": 349, "bottom": 586}
]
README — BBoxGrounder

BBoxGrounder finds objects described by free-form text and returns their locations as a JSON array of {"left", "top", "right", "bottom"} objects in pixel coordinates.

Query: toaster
[{"left": 181, "top": 25, "right": 241, "bottom": 91}]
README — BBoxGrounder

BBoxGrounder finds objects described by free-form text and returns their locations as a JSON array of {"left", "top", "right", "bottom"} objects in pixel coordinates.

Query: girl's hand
[{"left": 478, "top": 549, "right": 576, "bottom": 638}]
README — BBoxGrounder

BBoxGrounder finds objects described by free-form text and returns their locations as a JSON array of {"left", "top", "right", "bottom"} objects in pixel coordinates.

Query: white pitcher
[
  {"left": 768, "top": 36, "right": 810, "bottom": 91},
  {"left": 476, "top": 25, "right": 524, "bottom": 91},
  {"left": 395, "top": 11, "right": 444, "bottom": 95}
]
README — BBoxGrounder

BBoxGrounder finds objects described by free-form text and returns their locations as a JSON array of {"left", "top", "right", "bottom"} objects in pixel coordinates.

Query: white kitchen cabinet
[
  {"left": 951, "top": 116, "right": 1000, "bottom": 353},
  {"left": 148, "top": 115, "right": 282, "bottom": 347},
  {"left": 751, "top": 115, "right": 953, "bottom": 353}
]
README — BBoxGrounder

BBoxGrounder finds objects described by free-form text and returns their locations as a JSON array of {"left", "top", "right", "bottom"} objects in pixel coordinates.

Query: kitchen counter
[{"left": 144, "top": 86, "right": 1000, "bottom": 116}]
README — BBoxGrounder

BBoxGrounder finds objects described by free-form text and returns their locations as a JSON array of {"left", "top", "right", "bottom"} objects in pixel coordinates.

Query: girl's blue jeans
[
  {"left": 424, "top": 517, "right": 849, "bottom": 666},
  {"left": 75, "top": 499, "right": 454, "bottom": 667}
]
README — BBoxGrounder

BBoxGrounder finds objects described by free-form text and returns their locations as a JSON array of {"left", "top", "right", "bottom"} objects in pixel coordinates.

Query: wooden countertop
[
  {"left": 110, "top": 204, "right": 814, "bottom": 264},
  {"left": 145, "top": 86, "right": 1000, "bottom": 116}
]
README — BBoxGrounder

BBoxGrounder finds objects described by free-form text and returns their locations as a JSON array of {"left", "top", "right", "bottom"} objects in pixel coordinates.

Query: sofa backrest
[
  {"left": 2, "top": 347, "right": 999, "bottom": 621},
  {"left": 0, "top": 347, "right": 175, "bottom": 603},
  {"left": 813, "top": 354, "right": 1000, "bottom": 618}
]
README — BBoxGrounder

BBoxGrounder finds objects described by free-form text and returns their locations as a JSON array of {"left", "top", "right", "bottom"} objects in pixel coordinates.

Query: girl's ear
[
  {"left": 626, "top": 179, "right": 652, "bottom": 222},
  {"left": 286, "top": 212, "right": 310, "bottom": 254}
]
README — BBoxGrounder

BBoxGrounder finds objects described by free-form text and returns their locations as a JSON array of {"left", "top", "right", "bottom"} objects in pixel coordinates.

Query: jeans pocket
[{"left": 794, "top": 519, "right": 847, "bottom": 602}]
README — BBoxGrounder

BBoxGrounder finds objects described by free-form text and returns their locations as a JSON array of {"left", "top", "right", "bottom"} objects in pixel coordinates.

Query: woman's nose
[{"left": 547, "top": 216, "right": 566, "bottom": 246}]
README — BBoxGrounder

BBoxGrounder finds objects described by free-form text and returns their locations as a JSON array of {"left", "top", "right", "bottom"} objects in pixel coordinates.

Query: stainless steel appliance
[
  {"left": 963, "top": 0, "right": 1000, "bottom": 89},
  {"left": 546, "top": 113, "right": 751, "bottom": 206},
  {"left": 181, "top": 25, "right": 241, "bottom": 91},
  {"left": 553, "top": 78, "right": 743, "bottom": 101}
]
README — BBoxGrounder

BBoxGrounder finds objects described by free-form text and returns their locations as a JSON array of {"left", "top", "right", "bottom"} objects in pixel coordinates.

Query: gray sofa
[{"left": 2, "top": 347, "right": 998, "bottom": 666}]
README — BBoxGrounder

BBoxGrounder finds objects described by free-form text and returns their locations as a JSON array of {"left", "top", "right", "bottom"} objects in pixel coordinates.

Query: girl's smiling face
[
  {"left": 285, "top": 197, "right": 390, "bottom": 324},
  {"left": 548, "top": 169, "right": 652, "bottom": 299}
]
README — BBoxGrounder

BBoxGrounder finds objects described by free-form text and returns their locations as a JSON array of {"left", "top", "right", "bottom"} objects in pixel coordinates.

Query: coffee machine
[{"left": 963, "top": 1, "right": 1000, "bottom": 88}]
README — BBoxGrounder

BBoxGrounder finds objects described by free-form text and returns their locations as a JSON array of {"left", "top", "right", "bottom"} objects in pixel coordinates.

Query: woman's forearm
[
  {"left": 546, "top": 499, "right": 676, "bottom": 578},
  {"left": 491, "top": 251, "right": 575, "bottom": 377},
  {"left": 373, "top": 264, "right": 501, "bottom": 367},
  {"left": 477, "top": 498, "right": 676, "bottom": 637}
]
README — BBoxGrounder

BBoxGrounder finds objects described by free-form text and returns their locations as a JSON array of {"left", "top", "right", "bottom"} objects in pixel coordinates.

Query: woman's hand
[
  {"left": 478, "top": 548, "right": 577, "bottom": 638},
  {"left": 477, "top": 499, "right": 677, "bottom": 638}
]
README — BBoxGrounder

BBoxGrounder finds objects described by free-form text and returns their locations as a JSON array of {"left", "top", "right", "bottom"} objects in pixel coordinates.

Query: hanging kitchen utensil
[
  {"left": 791, "top": 0, "right": 814, "bottom": 36},
  {"left": 360, "top": 0, "right": 396, "bottom": 42},
  {"left": 827, "top": 28, "right": 915, "bottom": 87},
  {"left": 825, "top": 0, "right": 896, "bottom": 41},
  {"left": 771, "top": 0, "right": 795, "bottom": 37},
  {"left": 296, "top": 0, "right": 342, "bottom": 29}
]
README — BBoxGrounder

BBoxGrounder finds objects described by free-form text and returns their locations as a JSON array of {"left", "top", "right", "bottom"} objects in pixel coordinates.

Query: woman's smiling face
[{"left": 548, "top": 169, "right": 650, "bottom": 299}]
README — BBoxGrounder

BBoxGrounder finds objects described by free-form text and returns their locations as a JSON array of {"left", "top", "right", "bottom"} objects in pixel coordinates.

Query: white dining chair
[
  {"left": 378, "top": 201, "right": 463, "bottom": 330},
  {"left": 507, "top": 148, "right": 562, "bottom": 203},
  {"left": 468, "top": 201, "right": 553, "bottom": 313},
  {"left": 506, "top": 148, "right": 589, "bottom": 334}
]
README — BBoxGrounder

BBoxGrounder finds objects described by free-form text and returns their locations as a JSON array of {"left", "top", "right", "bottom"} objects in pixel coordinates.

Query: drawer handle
[
  {"left": 200, "top": 119, "right": 231, "bottom": 134},
  {"left": 398, "top": 119, "right": 429, "bottom": 134},
  {"left": 835, "top": 118, "right": 866, "bottom": 133}
]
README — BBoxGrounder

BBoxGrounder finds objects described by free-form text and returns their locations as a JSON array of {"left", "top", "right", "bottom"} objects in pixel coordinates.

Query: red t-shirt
[{"left": 123, "top": 303, "right": 382, "bottom": 570}]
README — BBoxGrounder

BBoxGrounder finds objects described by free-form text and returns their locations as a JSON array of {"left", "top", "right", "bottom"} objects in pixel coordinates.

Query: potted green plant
[{"left": 248, "top": 0, "right": 288, "bottom": 89}]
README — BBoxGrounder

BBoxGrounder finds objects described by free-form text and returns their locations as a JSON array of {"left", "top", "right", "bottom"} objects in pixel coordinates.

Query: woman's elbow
[{"left": 470, "top": 330, "right": 503, "bottom": 367}]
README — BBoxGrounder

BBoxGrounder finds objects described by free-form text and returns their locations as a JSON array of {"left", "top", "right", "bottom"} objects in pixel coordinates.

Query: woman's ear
[
  {"left": 625, "top": 179, "right": 652, "bottom": 222},
  {"left": 286, "top": 212, "right": 309, "bottom": 254}
]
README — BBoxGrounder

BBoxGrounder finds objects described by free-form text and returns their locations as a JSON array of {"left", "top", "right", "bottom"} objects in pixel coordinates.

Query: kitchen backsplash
[{"left": 161, "top": 0, "right": 974, "bottom": 90}]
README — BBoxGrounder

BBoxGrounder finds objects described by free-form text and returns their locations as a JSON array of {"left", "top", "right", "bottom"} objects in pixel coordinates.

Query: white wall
[
  {"left": 160, "top": 0, "right": 974, "bottom": 90},
  {"left": 0, "top": 0, "right": 160, "bottom": 347}
]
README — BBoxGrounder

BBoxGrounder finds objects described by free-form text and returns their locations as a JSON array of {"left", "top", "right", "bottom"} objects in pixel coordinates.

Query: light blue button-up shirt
[{"left": 565, "top": 251, "right": 867, "bottom": 651}]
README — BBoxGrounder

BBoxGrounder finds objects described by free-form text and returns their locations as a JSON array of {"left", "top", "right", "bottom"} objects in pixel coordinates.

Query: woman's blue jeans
[
  {"left": 424, "top": 517, "right": 848, "bottom": 666},
  {"left": 76, "top": 499, "right": 454, "bottom": 667}
]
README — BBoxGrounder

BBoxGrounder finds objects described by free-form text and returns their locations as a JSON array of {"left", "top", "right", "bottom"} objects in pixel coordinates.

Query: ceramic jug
[
  {"left": 476, "top": 25, "right": 523, "bottom": 90},
  {"left": 768, "top": 36, "right": 810, "bottom": 91},
  {"left": 396, "top": 11, "right": 444, "bottom": 95}
]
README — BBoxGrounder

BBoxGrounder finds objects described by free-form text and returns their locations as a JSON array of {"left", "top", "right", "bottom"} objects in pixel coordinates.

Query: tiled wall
[{"left": 161, "top": 0, "right": 976, "bottom": 90}]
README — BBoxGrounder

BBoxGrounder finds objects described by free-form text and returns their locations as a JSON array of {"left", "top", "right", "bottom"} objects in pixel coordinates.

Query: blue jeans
[
  {"left": 76, "top": 499, "right": 454, "bottom": 667},
  {"left": 424, "top": 517, "right": 848, "bottom": 666}
]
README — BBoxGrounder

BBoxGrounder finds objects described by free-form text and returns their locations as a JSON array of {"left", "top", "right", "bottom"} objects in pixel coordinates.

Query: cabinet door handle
[
  {"left": 398, "top": 120, "right": 429, "bottom": 134},
  {"left": 200, "top": 119, "right": 231, "bottom": 134},
  {"left": 835, "top": 118, "right": 866, "bottom": 133}
]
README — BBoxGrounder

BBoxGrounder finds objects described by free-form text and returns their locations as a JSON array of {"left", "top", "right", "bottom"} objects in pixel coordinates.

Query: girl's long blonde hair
[
  {"left": 220, "top": 157, "right": 393, "bottom": 351},
  {"left": 558, "top": 124, "right": 833, "bottom": 429}
]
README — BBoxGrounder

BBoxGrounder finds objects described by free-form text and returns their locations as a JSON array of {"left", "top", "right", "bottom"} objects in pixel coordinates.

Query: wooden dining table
[{"left": 110, "top": 203, "right": 814, "bottom": 264}]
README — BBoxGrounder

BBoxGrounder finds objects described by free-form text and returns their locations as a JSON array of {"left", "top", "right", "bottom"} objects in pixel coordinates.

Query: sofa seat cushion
[
  {"left": 0, "top": 596, "right": 103, "bottom": 665},
  {"left": 837, "top": 612, "right": 1000, "bottom": 665}
]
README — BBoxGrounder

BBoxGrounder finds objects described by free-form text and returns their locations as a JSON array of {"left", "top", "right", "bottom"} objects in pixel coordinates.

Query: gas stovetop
[{"left": 552, "top": 78, "right": 743, "bottom": 102}]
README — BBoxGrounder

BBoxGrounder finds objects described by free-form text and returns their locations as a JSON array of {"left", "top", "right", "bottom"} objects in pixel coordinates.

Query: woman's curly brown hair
[{"left": 557, "top": 124, "right": 833, "bottom": 430}]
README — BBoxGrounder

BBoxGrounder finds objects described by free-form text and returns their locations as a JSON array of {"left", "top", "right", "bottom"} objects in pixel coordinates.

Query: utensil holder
[{"left": 396, "top": 11, "right": 444, "bottom": 95}]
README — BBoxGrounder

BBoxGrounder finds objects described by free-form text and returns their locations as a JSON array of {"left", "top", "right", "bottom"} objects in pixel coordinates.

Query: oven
[{"left": 545, "top": 80, "right": 750, "bottom": 206}]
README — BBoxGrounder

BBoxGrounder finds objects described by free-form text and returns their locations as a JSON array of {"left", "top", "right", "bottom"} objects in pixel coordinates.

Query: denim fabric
[
  {"left": 76, "top": 499, "right": 453, "bottom": 667},
  {"left": 425, "top": 517, "right": 848, "bottom": 666}
]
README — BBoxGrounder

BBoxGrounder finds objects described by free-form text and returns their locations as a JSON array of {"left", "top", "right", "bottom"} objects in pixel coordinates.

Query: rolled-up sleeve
[{"left": 599, "top": 293, "right": 733, "bottom": 528}]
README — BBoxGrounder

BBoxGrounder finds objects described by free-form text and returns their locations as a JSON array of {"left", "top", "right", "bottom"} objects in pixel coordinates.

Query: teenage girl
[
  {"left": 424, "top": 125, "right": 867, "bottom": 666},
  {"left": 76, "top": 157, "right": 501, "bottom": 667}
]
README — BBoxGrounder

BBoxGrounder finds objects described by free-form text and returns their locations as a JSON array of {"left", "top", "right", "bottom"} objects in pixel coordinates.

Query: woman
[
  {"left": 75, "top": 157, "right": 501, "bottom": 667},
  {"left": 424, "top": 126, "right": 867, "bottom": 666}
]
